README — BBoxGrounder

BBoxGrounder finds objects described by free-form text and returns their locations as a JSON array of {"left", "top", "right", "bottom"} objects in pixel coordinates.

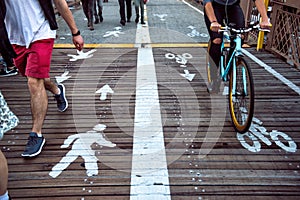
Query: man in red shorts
[{"left": 4, "top": 0, "right": 84, "bottom": 157}]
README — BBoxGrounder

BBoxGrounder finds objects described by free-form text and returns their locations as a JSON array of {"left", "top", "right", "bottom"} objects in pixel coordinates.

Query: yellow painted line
[
  {"left": 54, "top": 43, "right": 135, "bottom": 48},
  {"left": 54, "top": 43, "right": 251, "bottom": 48},
  {"left": 54, "top": 43, "right": 207, "bottom": 48},
  {"left": 151, "top": 43, "right": 207, "bottom": 48}
]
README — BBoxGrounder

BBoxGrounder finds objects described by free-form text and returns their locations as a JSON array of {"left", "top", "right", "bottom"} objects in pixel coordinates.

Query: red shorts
[{"left": 13, "top": 39, "right": 54, "bottom": 79}]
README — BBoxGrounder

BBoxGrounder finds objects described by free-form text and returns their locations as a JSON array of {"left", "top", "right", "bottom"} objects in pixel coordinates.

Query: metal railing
[{"left": 266, "top": 0, "right": 300, "bottom": 68}]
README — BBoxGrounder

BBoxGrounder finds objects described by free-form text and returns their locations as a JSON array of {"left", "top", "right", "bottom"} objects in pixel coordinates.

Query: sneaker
[
  {"left": 120, "top": 19, "right": 126, "bottom": 26},
  {"left": 94, "top": 16, "right": 100, "bottom": 24},
  {"left": 21, "top": 132, "right": 45, "bottom": 157},
  {"left": 0, "top": 67, "right": 18, "bottom": 77},
  {"left": 54, "top": 83, "right": 68, "bottom": 112}
]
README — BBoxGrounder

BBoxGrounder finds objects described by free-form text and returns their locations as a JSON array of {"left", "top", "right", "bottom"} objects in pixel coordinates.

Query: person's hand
[
  {"left": 259, "top": 20, "right": 272, "bottom": 30},
  {"left": 72, "top": 35, "right": 84, "bottom": 51},
  {"left": 210, "top": 21, "right": 221, "bottom": 32}
]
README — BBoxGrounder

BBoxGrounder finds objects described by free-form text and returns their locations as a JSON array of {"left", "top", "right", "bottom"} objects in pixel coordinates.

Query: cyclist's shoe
[
  {"left": 54, "top": 83, "right": 68, "bottom": 112},
  {"left": 21, "top": 132, "right": 45, "bottom": 157},
  {"left": 0, "top": 66, "right": 18, "bottom": 77}
]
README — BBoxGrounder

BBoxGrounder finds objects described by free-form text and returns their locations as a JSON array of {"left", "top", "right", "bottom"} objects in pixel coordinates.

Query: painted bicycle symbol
[
  {"left": 237, "top": 115, "right": 297, "bottom": 153},
  {"left": 165, "top": 52, "right": 193, "bottom": 67},
  {"left": 165, "top": 52, "right": 195, "bottom": 81}
]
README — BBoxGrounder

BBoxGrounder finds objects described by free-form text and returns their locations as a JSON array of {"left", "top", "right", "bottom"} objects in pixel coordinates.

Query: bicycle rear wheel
[{"left": 229, "top": 57, "right": 254, "bottom": 133}]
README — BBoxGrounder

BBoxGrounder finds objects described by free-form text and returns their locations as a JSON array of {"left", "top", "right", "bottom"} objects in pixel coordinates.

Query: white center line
[
  {"left": 242, "top": 49, "right": 300, "bottom": 95},
  {"left": 130, "top": 5, "right": 171, "bottom": 200}
]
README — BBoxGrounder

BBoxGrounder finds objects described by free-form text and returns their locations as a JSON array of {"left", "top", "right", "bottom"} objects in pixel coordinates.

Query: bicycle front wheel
[{"left": 229, "top": 57, "right": 254, "bottom": 133}]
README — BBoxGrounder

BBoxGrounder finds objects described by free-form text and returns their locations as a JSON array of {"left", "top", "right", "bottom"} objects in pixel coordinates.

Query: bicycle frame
[{"left": 220, "top": 33, "right": 245, "bottom": 95}]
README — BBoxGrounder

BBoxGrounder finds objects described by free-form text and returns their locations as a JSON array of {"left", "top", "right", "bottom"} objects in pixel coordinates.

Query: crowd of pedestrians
[{"left": 79, "top": 0, "right": 147, "bottom": 29}]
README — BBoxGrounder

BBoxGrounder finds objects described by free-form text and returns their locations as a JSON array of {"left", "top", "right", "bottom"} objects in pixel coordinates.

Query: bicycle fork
[{"left": 231, "top": 36, "right": 249, "bottom": 97}]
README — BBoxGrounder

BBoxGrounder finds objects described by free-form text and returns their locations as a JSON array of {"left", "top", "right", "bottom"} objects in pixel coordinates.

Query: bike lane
[
  {"left": 3, "top": 0, "right": 298, "bottom": 199},
  {"left": 54, "top": 0, "right": 299, "bottom": 199}
]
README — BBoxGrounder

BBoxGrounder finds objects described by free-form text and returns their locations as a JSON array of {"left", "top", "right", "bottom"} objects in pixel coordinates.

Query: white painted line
[
  {"left": 182, "top": 0, "right": 204, "bottom": 15},
  {"left": 242, "top": 49, "right": 300, "bottom": 95},
  {"left": 130, "top": 5, "right": 171, "bottom": 200}
]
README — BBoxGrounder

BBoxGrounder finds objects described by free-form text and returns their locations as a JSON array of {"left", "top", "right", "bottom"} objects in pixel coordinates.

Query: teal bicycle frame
[{"left": 219, "top": 33, "right": 247, "bottom": 96}]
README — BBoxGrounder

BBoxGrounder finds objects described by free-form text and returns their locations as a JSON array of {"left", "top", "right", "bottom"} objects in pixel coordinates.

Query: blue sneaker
[
  {"left": 54, "top": 83, "right": 68, "bottom": 112},
  {"left": 0, "top": 66, "right": 18, "bottom": 77},
  {"left": 21, "top": 132, "right": 45, "bottom": 157}
]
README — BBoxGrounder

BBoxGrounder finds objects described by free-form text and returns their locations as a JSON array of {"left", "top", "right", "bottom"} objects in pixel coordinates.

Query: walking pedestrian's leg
[
  {"left": 28, "top": 77, "right": 48, "bottom": 135},
  {"left": 94, "top": 0, "right": 100, "bottom": 24},
  {"left": 134, "top": 0, "right": 140, "bottom": 23},
  {"left": 125, "top": 0, "right": 132, "bottom": 22},
  {"left": 99, "top": 0, "right": 103, "bottom": 22},
  {"left": 140, "top": 0, "right": 145, "bottom": 24},
  {"left": 44, "top": 78, "right": 68, "bottom": 113},
  {"left": 88, "top": 0, "right": 95, "bottom": 30},
  {"left": 19, "top": 39, "right": 67, "bottom": 157},
  {"left": 81, "top": 0, "right": 89, "bottom": 27},
  {"left": 118, "top": 0, "right": 126, "bottom": 25}
]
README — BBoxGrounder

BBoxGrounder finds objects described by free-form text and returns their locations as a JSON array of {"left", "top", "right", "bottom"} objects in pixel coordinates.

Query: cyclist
[{"left": 203, "top": 0, "right": 271, "bottom": 93}]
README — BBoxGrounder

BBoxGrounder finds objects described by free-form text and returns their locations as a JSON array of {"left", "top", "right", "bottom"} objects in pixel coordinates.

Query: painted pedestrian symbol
[
  {"left": 103, "top": 27, "right": 124, "bottom": 38},
  {"left": 67, "top": 49, "right": 97, "bottom": 61},
  {"left": 153, "top": 14, "right": 167, "bottom": 21},
  {"left": 49, "top": 124, "right": 116, "bottom": 178},
  {"left": 55, "top": 70, "right": 71, "bottom": 84}
]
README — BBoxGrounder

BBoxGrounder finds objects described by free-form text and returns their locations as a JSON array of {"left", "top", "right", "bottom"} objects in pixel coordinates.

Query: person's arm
[
  {"left": 254, "top": 0, "right": 271, "bottom": 28},
  {"left": 53, "top": 0, "right": 84, "bottom": 50},
  {"left": 204, "top": 1, "right": 221, "bottom": 32}
]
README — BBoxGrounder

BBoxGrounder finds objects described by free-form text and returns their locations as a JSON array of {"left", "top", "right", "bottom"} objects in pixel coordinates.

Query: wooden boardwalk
[
  {"left": 1, "top": 46, "right": 300, "bottom": 199},
  {"left": 1, "top": 0, "right": 300, "bottom": 199}
]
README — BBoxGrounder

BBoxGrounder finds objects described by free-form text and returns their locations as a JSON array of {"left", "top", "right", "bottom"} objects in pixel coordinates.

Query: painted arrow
[
  {"left": 95, "top": 84, "right": 114, "bottom": 101},
  {"left": 180, "top": 69, "right": 195, "bottom": 81}
]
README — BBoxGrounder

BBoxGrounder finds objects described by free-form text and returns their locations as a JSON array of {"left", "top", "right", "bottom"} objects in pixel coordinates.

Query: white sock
[
  {"left": 0, "top": 191, "right": 9, "bottom": 200},
  {"left": 37, "top": 133, "right": 43, "bottom": 137},
  {"left": 56, "top": 88, "right": 61, "bottom": 96}
]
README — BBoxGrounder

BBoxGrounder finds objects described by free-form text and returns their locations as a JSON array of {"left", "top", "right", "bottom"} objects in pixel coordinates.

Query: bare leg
[
  {"left": 0, "top": 151, "right": 8, "bottom": 196},
  {"left": 27, "top": 77, "right": 49, "bottom": 134},
  {"left": 44, "top": 78, "right": 60, "bottom": 95}
]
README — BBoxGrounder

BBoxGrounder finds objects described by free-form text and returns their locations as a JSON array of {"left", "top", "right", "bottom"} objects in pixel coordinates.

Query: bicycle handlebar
[{"left": 219, "top": 23, "right": 272, "bottom": 33}]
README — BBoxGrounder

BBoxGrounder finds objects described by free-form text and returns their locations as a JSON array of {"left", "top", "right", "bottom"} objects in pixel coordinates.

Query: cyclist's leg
[
  {"left": 228, "top": 3, "right": 245, "bottom": 41},
  {"left": 204, "top": 3, "right": 225, "bottom": 91}
]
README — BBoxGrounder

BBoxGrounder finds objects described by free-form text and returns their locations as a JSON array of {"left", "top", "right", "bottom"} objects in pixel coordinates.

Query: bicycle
[{"left": 206, "top": 22, "right": 270, "bottom": 133}]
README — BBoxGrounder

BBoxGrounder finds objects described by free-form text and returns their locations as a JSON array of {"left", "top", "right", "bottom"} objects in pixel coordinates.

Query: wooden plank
[{"left": 1, "top": 47, "right": 300, "bottom": 199}]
